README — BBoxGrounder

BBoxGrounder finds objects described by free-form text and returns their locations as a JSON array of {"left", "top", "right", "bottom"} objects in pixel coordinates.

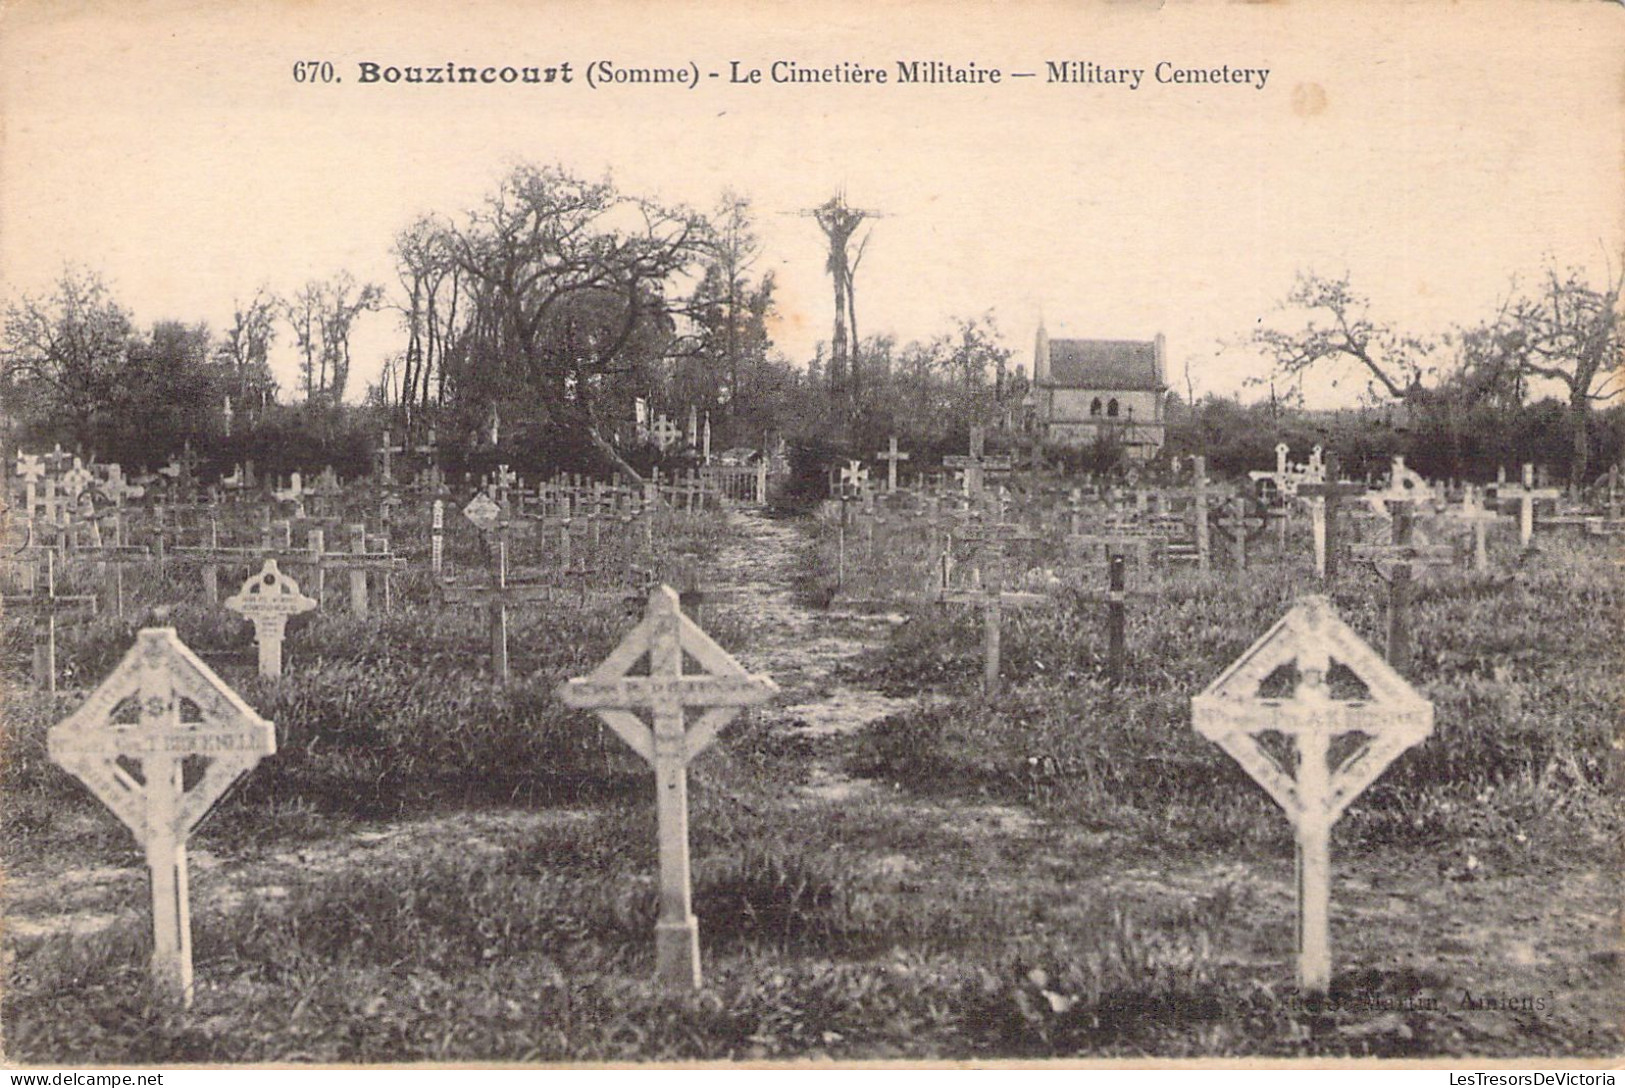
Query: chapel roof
[{"left": 1045, "top": 338, "right": 1163, "bottom": 391}]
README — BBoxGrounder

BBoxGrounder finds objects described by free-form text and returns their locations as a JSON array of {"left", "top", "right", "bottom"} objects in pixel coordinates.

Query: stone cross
[
  {"left": 686, "top": 405, "right": 699, "bottom": 451},
  {"left": 1192, "top": 595, "right": 1433, "bottom": 997},
  {"left": 224, "top": 559, "right": 318, "bottom": 677},
  {"left": 702, "top": 412, "right": 712, "bottom": 464},
  {"left": 273, "top": 472, "right": 307, "bottom": 518},
  {"left": 876, "top": 436, "right": 910, "bottom": 493},
  {"left": 651, "top": 414, "right": 682, "bottom": 452},
  {"left": 557, "top": 586, "right": 778, "bottom": 990},
  {"left": 48, "top": 627, "right": 276, "bottom": 1006}
]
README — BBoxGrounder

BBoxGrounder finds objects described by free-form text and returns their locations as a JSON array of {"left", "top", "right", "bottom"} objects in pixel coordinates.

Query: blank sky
[{"left": 2, "top": 0, "right": 1620, "bottom": 407}]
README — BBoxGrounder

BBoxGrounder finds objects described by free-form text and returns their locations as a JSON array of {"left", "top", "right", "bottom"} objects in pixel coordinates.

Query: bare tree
[
  {"left": 1496, "top": 262, "right": 1624, "bottom": 487},
  {"left": 1252, "top": 272, "right": 1434, "bottom": 401}
]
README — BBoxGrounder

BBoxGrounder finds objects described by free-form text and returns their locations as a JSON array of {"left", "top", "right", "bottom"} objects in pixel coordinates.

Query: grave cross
[
  {"left": 376, "top": 430, "right": 405, "bottom": 483},
  {"left": 941, "top": 426, "right": 1013, "bottom": 500},
  {"left": 48, "top": 627, "right": 276, "bottom": 1006},
  {"left": 1348, "top": 503, "right": 1455, "bottom": 672},
  {"left": 942, "top": 522, "right": 1050, "bottom": 697},
  {"left": 443, "top": 503, "right": 551, "bottom": 680},
  {"left": 224, "top": 560, "right": 319, "bottom": 677},
  {"left": 1296, "top": 452, "right": 1369, "bottom": 580},
  {"left": 651, "top": 413, "right": 682, "bottom": 452},
  {"left": 1072, "top": 552, "right": 1158, "bottom": 685},
  {"left": 1443, "top": 486, "right": 1505, "bottom": 573},
  {"left": 1192, "top": 595, "right": 1433, "bottom": 997},
  {"left": 1492, "top": 463, "right": 1564, "bottom": 550},
  {"left": 1215, "top": 497, "right": 1266, "bottom": 571},
  {"left": 875, "top": 436, "right": 910, "bottom": 493},
  {"left": 558, "top": 586, "right": 778, "bottom": 990},
  {"left": 3, "top": 550, "right": 98, "bottom": 691}
]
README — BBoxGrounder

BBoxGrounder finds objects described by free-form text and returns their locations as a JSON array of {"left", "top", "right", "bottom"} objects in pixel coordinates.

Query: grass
[{"left": 3, "top": 497, "right": 1621, "bottom": 1062}]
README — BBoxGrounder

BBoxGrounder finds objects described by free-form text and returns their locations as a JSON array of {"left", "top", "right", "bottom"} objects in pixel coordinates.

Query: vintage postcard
[{"left": 1, "top": 0, "right": 1620, "bottom": 1072}]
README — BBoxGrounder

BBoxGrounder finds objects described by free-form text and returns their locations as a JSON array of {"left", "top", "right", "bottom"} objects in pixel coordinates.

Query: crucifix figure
[{"left": 558, "top": 587, "right": 777, "bottom": 990}]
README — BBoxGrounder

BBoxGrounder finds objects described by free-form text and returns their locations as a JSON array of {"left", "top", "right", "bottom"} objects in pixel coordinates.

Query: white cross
[
  {"left": 48, "top": 628, "right": 276, "bottom": 1006},
  {"left": 557, "top": 587, "right": 777, "bottom": 990}
]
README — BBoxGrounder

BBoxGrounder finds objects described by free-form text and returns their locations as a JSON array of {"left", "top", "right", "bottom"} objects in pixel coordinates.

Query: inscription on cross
[
  {"left": 558, "top": 587, "right": 778, "bottom": 990},
  {"left": 1192, "top": 596, "right": 1433, "bottom": 997},
  {"left": 224, "top": 560, "right": 318, "bottom": 678},
  {"left": 49, "top": 628, "right": 277, "bottom": 1006}
]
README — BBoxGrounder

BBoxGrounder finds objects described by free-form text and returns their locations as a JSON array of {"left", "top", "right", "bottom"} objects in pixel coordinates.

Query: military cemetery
[{"left": 1, "top": 4, "right": 1621, "bottom": 1068}]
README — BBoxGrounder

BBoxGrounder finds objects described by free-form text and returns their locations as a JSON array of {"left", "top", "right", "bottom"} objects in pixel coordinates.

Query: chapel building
[{"left": 1027, "top": 321, "right": 1168, "bottom": 458}]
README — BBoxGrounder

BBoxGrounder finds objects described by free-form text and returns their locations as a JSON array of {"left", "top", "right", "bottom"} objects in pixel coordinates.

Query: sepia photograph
[{"left": 0, "top": 0, "right": 1621, "bottom": 1068}]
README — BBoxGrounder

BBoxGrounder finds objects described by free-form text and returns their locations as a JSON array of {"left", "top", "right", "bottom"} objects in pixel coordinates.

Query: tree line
[{"left": 1, "top": 161, "right": 1617, "bottom": 489}]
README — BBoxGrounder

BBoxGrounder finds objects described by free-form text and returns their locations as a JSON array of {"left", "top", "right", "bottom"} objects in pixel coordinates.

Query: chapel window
[{"left": 1107, "top": 398, "right": 1120, "bottom": 418}]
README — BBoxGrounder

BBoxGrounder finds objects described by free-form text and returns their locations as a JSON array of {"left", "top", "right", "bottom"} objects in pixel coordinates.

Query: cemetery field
[{"left": 3, "top": 507, "right": 1621, "bottom": 1063}]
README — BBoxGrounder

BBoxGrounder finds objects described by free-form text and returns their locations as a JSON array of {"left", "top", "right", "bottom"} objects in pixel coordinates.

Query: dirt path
[{"left": 702, "top": 510, "right": 916, "bottom": 800}]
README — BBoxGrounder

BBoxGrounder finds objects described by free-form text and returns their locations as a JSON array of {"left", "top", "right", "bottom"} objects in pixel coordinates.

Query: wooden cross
[
  {"left": 224, "top": 559, "right": 319, "bottom": 677},
  {"left": 1492, "top": 463, "right": 1563, "bottom": 550},
  {"left": 442, "top": 521, "right": 550, "bottom": 681},
  {"left": 876, "top": 436, "right": 910, "bottom": 493},
  {"left": 1216, "top": 497, "right": 1266, "bottom": 571},
  {"left": 1296, "top": 452, "right": 1369, "bottom": 580},
  {"left": 4, "top": 550, "right": 97, "bottom": 691},
  {"left": 322, "top": 523, "right": 406, "bottom": 617},
  {"left": 942, "top": 523, "right": 1049, "bottom": 697},
  {"left": 942, "top": 426, "right": 1013, "bottom": 499},
  {"left": 1349, "top": 502, "right": 1455, "bottom": 672},
  {"left": 1443, "top": 485, "right": 1505, "bottom": 573},
  {"left": 557, "top": 586, "right": 777, "bottom": 990},
  {"left": 48, "top": 627, "right": 276, "bottom": 1006},
  {"left": 376, "top": 430, "right": 404, "bottom": 483},
  {"left": 1192, "top": 595, "right": 1432, "bottom": 997},
  {"left": 1072, "top": 552, "right": 1157, "bottom": 685}
]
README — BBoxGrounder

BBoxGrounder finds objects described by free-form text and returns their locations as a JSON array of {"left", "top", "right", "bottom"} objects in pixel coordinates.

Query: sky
[{"left": 1, "top": 0, "right": 1621, "bottom": 409}]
